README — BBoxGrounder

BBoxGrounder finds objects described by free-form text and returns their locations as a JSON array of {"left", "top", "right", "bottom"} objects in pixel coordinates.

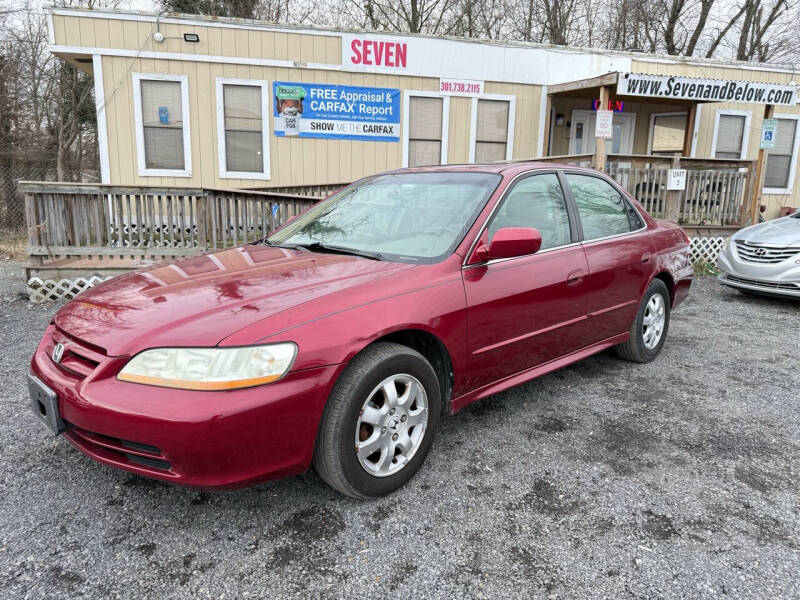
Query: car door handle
[
  {"left": 566, "top": 269, "right": 585, "bottom": 286},
  {"left": 641, "top": 255, "right": 652, "bottom": 263}
]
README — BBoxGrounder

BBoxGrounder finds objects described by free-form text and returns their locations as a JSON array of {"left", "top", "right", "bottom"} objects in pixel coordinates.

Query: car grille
[
  {"left": 50, "top": 328, "right": 105, "bottom": 379},
  {"left": 724, "top": 274, "right": 800, "bottom": 291},
  {"left": 63, "top": 421, "right": 173, "bottom": 473},
  {"left": 735, "top": 240, "right": 800, "bottom": 264}
]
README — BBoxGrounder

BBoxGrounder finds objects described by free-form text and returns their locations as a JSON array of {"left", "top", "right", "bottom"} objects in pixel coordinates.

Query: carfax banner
[{"left": 273, "top": 81, "right": 400, "bottom": 141}]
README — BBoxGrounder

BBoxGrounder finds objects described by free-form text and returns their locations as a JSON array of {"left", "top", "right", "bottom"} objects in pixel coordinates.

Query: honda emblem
[{"left": 52, "top": 343, "right": 65, "bottom": 364}]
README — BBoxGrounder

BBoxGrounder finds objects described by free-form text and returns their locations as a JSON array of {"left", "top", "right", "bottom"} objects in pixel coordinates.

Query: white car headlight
[
  {"left": 723, "top": 236, "right": 736, "bottom": 252},
  {"left": 117, "top": 343, "right": 297, "bottom": 391}
]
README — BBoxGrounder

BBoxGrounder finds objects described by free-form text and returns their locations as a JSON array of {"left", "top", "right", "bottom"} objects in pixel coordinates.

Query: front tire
[
  {"left": 615, "top": 279, "right": 670, "bottom": 363},
  {"left": 312, "top": 342, "right": 441, "bottom": 499}
]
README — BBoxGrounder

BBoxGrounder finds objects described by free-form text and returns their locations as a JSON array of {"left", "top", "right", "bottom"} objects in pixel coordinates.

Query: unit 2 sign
[{"left": 667, "top": 169, "right": 687, "bottom": 191}]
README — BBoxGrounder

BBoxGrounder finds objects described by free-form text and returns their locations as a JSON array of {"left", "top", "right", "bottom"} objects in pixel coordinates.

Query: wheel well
[
  {"left": 375, "top": 330, "right": 454, "bottom": 414},
  {"left": 654, "top": 271, "right": 675, "bottom": 304}
]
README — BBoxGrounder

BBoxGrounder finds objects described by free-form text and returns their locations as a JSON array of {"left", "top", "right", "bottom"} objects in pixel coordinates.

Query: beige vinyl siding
[
  {"left": 53, "top": 14, "right": 343, "bottom": 65},
  {"left": 448, "top": 97, "right": 472, "bottom": 163}
]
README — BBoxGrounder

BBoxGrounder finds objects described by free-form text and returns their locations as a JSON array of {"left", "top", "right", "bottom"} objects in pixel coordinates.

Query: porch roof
[{"left": 547, "top": 72, "right": 699, "bottom": 106}]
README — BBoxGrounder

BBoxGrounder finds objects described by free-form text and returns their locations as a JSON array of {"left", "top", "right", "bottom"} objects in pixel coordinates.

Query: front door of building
[{"left": 569, "top": 110, "right": 635, "bottom": 155}]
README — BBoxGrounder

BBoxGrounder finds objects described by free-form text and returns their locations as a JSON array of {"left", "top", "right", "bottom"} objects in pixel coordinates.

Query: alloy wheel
[
  {"left": 354, "top": 374, "right": 429, "bottom": 477},
  {"left": 642, "top": 293, "right": 666, "bottom": 349}
]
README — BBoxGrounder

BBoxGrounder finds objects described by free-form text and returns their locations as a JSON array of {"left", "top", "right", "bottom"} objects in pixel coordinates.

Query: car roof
[{"left": 384, "top": 161, "right": 596, "bottom": 177}]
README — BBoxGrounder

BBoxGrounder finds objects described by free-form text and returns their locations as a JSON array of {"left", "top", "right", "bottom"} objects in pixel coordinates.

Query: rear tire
[
  {"left": 313, "top": 342, "right": 441, "bottom": 499},
  {"left": 615, "top": 279, "right": 670, "bottom": 363}
]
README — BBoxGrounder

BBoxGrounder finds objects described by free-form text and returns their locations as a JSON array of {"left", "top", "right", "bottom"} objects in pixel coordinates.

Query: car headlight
[
  {"left": 723, "top": 236, "right": 736, "bottom": 252},
  {"left": 117, "top": 343, "right": 297, "bottom": 391}
]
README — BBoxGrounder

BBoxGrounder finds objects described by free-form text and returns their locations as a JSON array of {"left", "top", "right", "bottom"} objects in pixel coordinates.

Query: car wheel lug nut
[
  {"left": 381, "top": 426, "right": 387, "bottom": 434},
  {"left": 401, "top": 415, "right": 407, "bottom": 422},
  {"left": 389, "top": 408, "right": 395, "bottom": 415},
  {"left": 392, "top": 433, "right": 398, "bottom": 441}
]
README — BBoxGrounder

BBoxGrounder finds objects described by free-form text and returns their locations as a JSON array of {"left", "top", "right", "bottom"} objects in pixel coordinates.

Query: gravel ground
[{"left": 0, "top": 263, "right": 798, "bottom": 599}]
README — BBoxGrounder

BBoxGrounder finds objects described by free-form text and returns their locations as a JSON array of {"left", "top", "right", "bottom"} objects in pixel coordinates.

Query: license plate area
[{"left": 28, "top": 374, "right": 66, "bottom": 435}]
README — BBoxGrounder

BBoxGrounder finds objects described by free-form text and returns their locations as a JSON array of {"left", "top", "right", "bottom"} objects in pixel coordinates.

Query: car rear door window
[
  {"left": 565, "top": 174, "right": 642, "bottom": 241},
  {"left": 486, "top": 173, "right": 571, "bottom": 251}
]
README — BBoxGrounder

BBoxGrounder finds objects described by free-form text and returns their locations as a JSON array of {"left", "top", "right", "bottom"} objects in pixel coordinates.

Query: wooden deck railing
[
  {"left": 21, "top": 182, "right": 323, "bottom": 274},
  {"left": 522, "top": 153, "right": 756, "bottom": 225},
  {"left": 606, "top": 155, "right": 756, "bottom": 225}
]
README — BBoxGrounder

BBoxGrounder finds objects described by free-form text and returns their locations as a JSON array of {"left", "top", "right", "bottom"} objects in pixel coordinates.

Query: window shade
[
  {"left": 652, "top": 115, "right": 686, "bottom": 153},
  {"left": 475, "top": 142, "right": 506, "bottom": 162},
  {"left": 765, "top": 118, "right": 797, "bottom": 189},
  {"left": 408, "top": 96, "right": 443, "bottom": 167},
  {"left": 409, "top": 141, "right": 441, "bottom": 167},
  {"left": 715, "top": 114, "right": 745, "bottom": 159},
  {"left": 141, "top": 79, "right": 184, "bottom": 170},
  {"left": 476, "top": 100, "right": 509, "bottom": 144},
  {"left": 223, "top": 84, "right": 263, "bottom": 173},
  {"left": 409, "top": 97, "right": 442, "bottom": 140}
]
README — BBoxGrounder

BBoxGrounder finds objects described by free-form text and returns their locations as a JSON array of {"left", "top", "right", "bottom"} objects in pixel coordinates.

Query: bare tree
[{"left": 735, "top": 0, "right": 791, "bottom": 61}]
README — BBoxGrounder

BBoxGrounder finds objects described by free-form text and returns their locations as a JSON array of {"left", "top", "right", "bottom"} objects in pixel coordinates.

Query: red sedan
[{"left": 29, "top": 163, "right": 692, "bottom": 498}]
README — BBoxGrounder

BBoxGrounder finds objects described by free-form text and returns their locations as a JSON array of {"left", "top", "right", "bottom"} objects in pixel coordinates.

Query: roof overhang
[{"left": 548, "top": 72, "right": 799, "bottom": 106}]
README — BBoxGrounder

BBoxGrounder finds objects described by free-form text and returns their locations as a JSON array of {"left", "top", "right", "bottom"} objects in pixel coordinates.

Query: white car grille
[{"left": 735, "top": 240, "right": 800, "bottom": 264}]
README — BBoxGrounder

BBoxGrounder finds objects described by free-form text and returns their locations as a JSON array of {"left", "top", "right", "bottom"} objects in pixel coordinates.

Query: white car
[{"left": 717, "top": 211, "right": 800, "bottom": 298}]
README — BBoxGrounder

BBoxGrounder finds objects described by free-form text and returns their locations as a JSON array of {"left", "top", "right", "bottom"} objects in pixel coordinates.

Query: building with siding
[{"left": 47, "top": 7, "right": 800, "bottom": 218}]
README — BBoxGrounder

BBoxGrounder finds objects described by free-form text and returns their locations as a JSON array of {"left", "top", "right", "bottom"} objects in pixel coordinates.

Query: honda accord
[{"left": 29, "top": 163, "right": 692, "bottom": 498}]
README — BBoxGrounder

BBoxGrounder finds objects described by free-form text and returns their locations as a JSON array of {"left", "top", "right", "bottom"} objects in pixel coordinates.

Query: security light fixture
[{"left": 183, "top": 33, "right": 200, "bottom": 43}]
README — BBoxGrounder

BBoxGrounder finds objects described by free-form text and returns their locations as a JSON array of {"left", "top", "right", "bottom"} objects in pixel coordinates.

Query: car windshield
[{"left": 267, "top": 172, "right": 501, "bottom": 262}]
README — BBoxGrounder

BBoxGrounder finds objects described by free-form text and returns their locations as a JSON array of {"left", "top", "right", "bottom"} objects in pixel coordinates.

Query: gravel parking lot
[{"left": 0, "top": 263, "right": 798, "bottom": 599}]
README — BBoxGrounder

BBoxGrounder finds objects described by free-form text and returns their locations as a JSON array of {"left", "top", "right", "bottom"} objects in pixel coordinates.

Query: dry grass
[{"left": 0, "top": 228, "right": 27, "bottom": 260}]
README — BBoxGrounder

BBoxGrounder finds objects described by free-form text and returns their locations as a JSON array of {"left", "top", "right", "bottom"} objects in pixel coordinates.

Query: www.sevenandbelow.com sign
[
  {"left": 273, "top": 82, "right": 400, "bottom": 141},
  {"left": 618, "top": 73, "right": 797, "bottom": 106}
]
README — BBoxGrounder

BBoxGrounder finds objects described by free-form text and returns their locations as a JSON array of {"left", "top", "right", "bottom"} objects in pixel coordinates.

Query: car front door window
[{"left": 486, "top": 173, "right": 572, "bottom": 250}]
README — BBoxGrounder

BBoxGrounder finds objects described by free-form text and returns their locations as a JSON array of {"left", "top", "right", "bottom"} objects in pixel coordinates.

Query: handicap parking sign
[{"left": 761, "top": 119, "right": 777, "bottom": 149}]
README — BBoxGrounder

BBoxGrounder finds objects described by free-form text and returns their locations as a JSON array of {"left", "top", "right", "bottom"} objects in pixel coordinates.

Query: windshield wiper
[{"left": 287, "top": 241, "right": 384, "bottom": 261}]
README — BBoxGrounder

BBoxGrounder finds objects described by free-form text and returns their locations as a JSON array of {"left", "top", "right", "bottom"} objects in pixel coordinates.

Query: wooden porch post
[
  {"left": 682, "top": 104, "right": 697, "bottom": 157},
  {"left": 541, "top": 93, "right": 552, "bottom": 158},
  {"left": 665, "top": 153, "right": 682, "bottom": 223},
  {"left": 594, "top": 85, "right": 609, "bottom": 172},
  {"left": 749, "top": 104, "right": 774, "bottom": 224}
]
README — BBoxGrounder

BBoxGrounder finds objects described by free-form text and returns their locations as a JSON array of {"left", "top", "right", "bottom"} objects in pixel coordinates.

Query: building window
[
  {"left": 404, "top": 92, "right": 448, "bottom": 167},
  {"left": 650, "top": 113, "right": 687, "bottom": 156},
  {"left": 215, "top": 78, "right": 270, "bottom": 179},
  {"left": 764, "top": 117, "right": 800, "bottom": 193},
  {"left": 132, "top": 73, "right": 191, "bottom": 177},
  {"left": 712, "top": 111, "right": 751, "bottom": 160},
  {"left": 471, "top": 96, "right": 515, "bottom": 162}
]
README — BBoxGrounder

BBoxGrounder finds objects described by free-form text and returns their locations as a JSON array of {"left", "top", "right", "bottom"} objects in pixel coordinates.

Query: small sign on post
[
  {"left": 760, "top": 118, "right": 778, "bottom": 149},
  {"left": 667, "top": 169, "right": 687, "bottom": 191},
  {"left": 595, "top": 109, "right": 613, "bottom": 138}
]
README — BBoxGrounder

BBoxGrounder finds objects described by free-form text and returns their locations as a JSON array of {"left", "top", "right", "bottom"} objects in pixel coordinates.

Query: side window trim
[
  {"left": 556, "top": 170, "right": 582, "bottom": 243},
  {"left": 561, "top": 170, "right": 647, "bottom": 243}
]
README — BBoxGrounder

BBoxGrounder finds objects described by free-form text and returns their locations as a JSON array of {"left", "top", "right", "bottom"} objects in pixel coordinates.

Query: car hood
[
  {"left": 735, "top": 215, "right": 800, "bottom": 246},
  {"left": 54, "top": 245, "right": 414, "bottom": 356}
]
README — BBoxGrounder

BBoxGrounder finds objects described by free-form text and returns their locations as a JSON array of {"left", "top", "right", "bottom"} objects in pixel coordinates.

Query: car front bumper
[
  {"left": 30, "top": 325, "right": 342, "bottom": 488},
  {"left": 716, "top": 245, "right": 800, "bottom": 298}
]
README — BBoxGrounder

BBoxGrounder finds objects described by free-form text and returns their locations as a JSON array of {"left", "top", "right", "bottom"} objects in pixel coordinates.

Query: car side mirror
[{"left": 484, "top": 227, "right": 542, "bottom": 260}]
